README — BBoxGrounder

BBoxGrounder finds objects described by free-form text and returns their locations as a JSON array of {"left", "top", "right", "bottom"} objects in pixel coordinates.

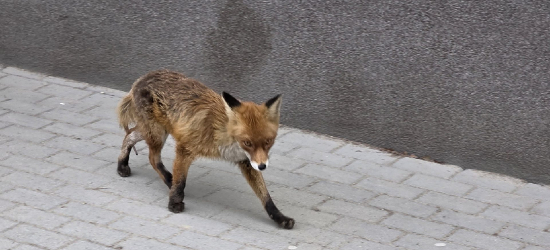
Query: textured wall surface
[{"left": 1, "top": 0, "right": 549, "bottom": 183}]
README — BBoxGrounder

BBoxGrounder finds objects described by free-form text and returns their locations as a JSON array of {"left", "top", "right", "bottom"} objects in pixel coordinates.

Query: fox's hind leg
[
  {"left": 143, "top": 126, "right": 173, "bottom": 188},
  {"left": 117, "top": 127, "right": 143, "bottom": 177},
  {"left": 238, "top": 160, "right": 295, "bottom": 229}
]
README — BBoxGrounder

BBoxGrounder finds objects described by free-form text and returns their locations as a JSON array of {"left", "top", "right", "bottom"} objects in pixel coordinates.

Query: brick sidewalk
[{"left": 0, "top": 66, "right": 549, "bottom": 250}]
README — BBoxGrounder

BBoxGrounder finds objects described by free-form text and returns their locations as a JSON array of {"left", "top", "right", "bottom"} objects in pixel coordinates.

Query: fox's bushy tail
[{"left": 117, "top": 91, "right": 137, "bottom": 134}]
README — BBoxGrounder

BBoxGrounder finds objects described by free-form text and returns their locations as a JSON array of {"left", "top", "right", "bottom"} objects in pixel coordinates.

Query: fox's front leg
[
  {"left": 168, "top": 145, "right": 194, "bottom": 213},
  {"left": 238, "top": 160, "right": 295, "bottom": 229}
]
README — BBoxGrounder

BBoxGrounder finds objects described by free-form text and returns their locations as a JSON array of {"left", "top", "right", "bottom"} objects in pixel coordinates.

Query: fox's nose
[{"left": 258, "top": 164, "right": 266, "bottom": 171}]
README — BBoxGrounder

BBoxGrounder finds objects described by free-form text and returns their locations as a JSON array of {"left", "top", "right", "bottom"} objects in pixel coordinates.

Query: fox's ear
[
  {"left": 265, "top": 94, "right": 282, "bottom": 121},
  {"left": 222, "top": 92, "right": 241, "bottom": 109}
]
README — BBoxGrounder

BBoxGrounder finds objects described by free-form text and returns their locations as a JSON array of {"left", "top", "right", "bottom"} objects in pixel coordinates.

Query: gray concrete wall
[{"left": 1, "top": 0, "right": 549, "bottom": 183}]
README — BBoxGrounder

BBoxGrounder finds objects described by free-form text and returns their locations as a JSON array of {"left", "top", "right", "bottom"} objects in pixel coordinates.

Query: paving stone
[
  {"left": 265, "top": 154, "right": 307, "bottom": 171},
  {"left": 452, "top": 169, "right": 524, "bottom": 193},
  {"left": 90, "top": 133, "right": 122, "bottom": 148},
  {"left": 1, "top": 99, "right": 52, "bottom": 115},
  {"left": 90, "top": 147, "right": 119, "bottom": 162},
  {"left": 43, "top": 76, "right": 88, "bottom": 88},
  {"left": 84, "top": 119, "right": 122, "bottom": 135},
  {"left": 0, "top": 112, "right": 53, "bottom": 129},
  {"left": 522, "top": 245, "right": 547, "bottom": 250},
  {"left": 276, "top": 131, "right": 343, "bottom": 152},
  {"left": 47, "top": 168, "right": 114, "bottom": 189},
  {"left": 1, "top": 171, "right": 65, "bottom": 192},
  {"left": 100, "top": 180, "right": 166, "bottom": 203},
  {"left": 393, "top": 234, "right": 473, "bottom": 250},
  {"left": 0, "top": 238, "right": 18, "bottom": 250},
  {"left": 499, "top": 224, "right": 550, "bottom": 247},
  {"left": 36, "top": 95, "right": 98, "bottom": 113},
  {"left": 161, "top": 212, "right": 234, "bottom": 236},
  {"left": 466, "top": 188, "right": 539, "bottom": 210},
  {"left": 205, "top": 188, "right": 264, "bottom": 212},
  {"left": 392, "top": 157, "right": 462, "bottom": 179},
  {"left": 57, "top": 221, "right": 128, "bottom": 246},
  {"left": 295, "top": 163, "right": 362, "bottom": 184},
  {"left": 0, "top": 75, "right": 44, "bottom": 90},
  {"left": 316, "top": 199, "right": 389, "bottom": 223},
  {"left": 221, "top": 227, "right": 300, "bottom": 250},
  {"left": 287, "top": 148, "right": 353, "bottom": 167},
  {"left": 329, "top": 217, "right": 403, "bottom": 243},
  {"left": 0, "top": 140, "right": 61, "bottom": 159},
  {"left": 382, "top": 213, "right": 455, "bottom": 238},
  {"left": 172, "top": 230, "right": 243, "bottom": 250},
  {"left": 197, "top": 170, "right": 255, "bottom": 193},
  {"left": 37, "top": 84, "right": 92, "bottom": 99},
  {"left": 356, "top": 177, "right": 425, "bottom": 199},
  {"left": 417, "top": 191, "right": 488, "bottom": 214},
  {"left": 109, "top": 216, "right": 181, "bottom": 240},
  {"left": 334, "top": 144, "right": 399, "bottom": 165},
  {"left": 308, "top": 181, "right": 376, "bottom": 202},
  {"left": 339, "top": 238, "right": 395, "bottom": 250},
  {"left": 4, "top": 206, "right": 71, "bottom": 230},
  {"left": 54, "top": 185, "right": 118, "bottom": 206},
  {"left": 4, "top": 224, "right": 74, "bottom": 250},
  {"left": 46, "top": 151, "right": 110, "bottom": 172},
  {"left": 1, "top": 87, "right": 51, "bottom": 103},
  {"left": 345, "top": 160, "right": 411, "bottom": 182},
  {"left": 0, "top": 217, "right": 18, "bottom": 231},
  {"left": 270, "top": 137, "right": 302, "bottom": 155},
  {"left": 370, "top": 195, "right": 437, "bottom": 218},
  {"left": 404, "top": 174, "right": 473, "bottom": 196},
  {"left": 211, "top": 207, "right": 277, "bottom": 233},
  {"left": 39, "top": 109, "right": 98, "bottom": 126},
  {"left": 61, "top": 240, "right": 115, "bottom": 250},
  {"left": 432, "top": 209, "right": 505, "bottom": 234},
  {"left": 0, "top": 125, "right": 56, "bottom": 143},
  {"left": 1, "top": 155, "right": 62, "bottom": 174},
  {"left": 13, "top": 244, "right": 45, "bottom": 250},
  {"left": 275, "top": 224, "right": 352, "bottom": 248},
  {"left": 117, "top": 237, "right": 183, "bottom": 250},
  {"left": 269, "top": 184, "right": 328, "bottom": 208},
  {"left": 44, "top": 136, "right": 104, "bottom": 155},
  {"left": 448, "top": 229, "right": 522, "bottom": 250},
  {"left": 480, "top": 205, "right": 550, "bottom": 230},
  {"left": 2, "top": 67, "right": 45, "bottom": 80},
  {"left": 530, "top": 201, "right": 550, "bottom": 217},
  {"left": 515, "top": 183, "right": 550, "bottom": 201},
  {"left": 105, "top": 198, "right": 173, "bottom": 221},
  {"left": 43, "top": 122, "right": 102, "bottom": 139},
  {"left": 277, "top": 203, "right": 340, "bottom": 227},
  {"left": 0, "top": 188, "right": 68, "bottom": 210},
  {"left": 0, "top": 199, "right": 17, "bottom": 212},
  {"left": 82, "top": 106, "right": 118, "bottom": 121},
  {"left": 262, "top": 167, "right": 317, "bottom": 189},
  {"left": 53, "top": 202, "right": 120, "bottom": 225}
]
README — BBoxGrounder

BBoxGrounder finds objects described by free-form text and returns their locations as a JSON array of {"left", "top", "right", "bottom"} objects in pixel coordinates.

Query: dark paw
[
  {"left": 117, "top": 165, "right": 131, "bottom": 177},
  {"left": 280, "top": 217, "right": 295, "bottom": 229},
  {"left": 168, "top": 201, "right": 185, "bottom": 213}
]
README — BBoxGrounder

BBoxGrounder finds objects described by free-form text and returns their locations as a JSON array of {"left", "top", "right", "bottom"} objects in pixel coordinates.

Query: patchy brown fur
[{"left": 115, "top": 70, "right": 294, "bottom": 229}]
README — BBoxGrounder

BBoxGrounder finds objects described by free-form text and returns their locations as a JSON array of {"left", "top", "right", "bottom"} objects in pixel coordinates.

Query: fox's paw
[
  {"left": 280, "top": 217, "right": 295, "bottom": 229},
  {"left": 168, "top": 201, "right": 185, "bottom": 213},
  {"left": 117, "top": 164, "right": 131, "bottom": 177}
]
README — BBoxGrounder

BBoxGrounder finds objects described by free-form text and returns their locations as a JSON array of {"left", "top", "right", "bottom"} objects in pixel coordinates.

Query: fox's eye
[{"left": 243, "top": 141, "right": 252, "bottom": 147}]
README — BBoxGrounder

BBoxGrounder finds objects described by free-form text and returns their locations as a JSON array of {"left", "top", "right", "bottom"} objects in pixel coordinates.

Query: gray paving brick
[
  {"left": 54, "top": 185, "right": 118, "bottom": 206},
  {"left": 269, "top": 185, "right": 328, "bottom": 208},
  {"left": 57, "top": 221, "right": 128, "bottom": 246},
  {"left": 79, "top": 92, "right": 121, "bottom": 108},
  {"left": 161, "top": 213, "right": 234, "bottom": 236},
  {"left": 287, "top": 148, "right": 353, "bottom": 167},
  {"left": 1, "top": 87, "right": 51, "bottom": 103},
  {"left": 334, "top": 144, "right": 400, "bottom": 165},
  {"left": 383, "top": 213, "right": 454, "bottom": 238},
  {"left": 263, "top": 167, "right": 317, "bottom": 189},
  {"left": 61, "top": 241, "right": 115, "bottom": 250},
  {"left": 197, "top": 170, "right": 254, "bottom": 193},
  {"left": 0, "top": 164, "right": 13, "bottom": 177},
  {"left": 277, "top": 203, "right": 340, "bottom": 227},
  {"left": 90, "top": 133, "right": 122, "bottom": 148},
  {"left": 43, "top": 122, "right": 102, "bottom": 139},
  {"left": 4, "top": 206, "right": 71, "bottom": 230},
  {"left": 211, "top": 207, "right": 277, "bottom": 233},
  {"left": 355, "top": 177, "right": 425, "bottom": 199},
  {"left": 308, "top": 181, "right": 376, "bottom": 202},
  {"left": 100, "top": 180, "right": 166, "bottom": 203},
  {"left": 481, "top": 205, "right": 550, "bottom": 230},
  {"left": 316, "top": 199, "right": 389, "bottom": 223},
  {"left": 275, "top": 224, "right": 352, "bottom": 248},
  {"left": 221, "top": 227, "right": 301, "bottom": 250},
  {"left": 417, "top": 191, "right": 488, "bottom": 214},
  {"left": 466, "top": 188, "right": 539, "bottom": 210},
  {"left": 393, "top": 234, "right": 473, "bottom": 250},
  {"left": 205, "top": 188, "right": 264, "bottom": 212},
  {"left": 295, "top": 163, "right": 362, "bottom": 184},
  {"left": 1, "top": 171, "right": 65, "bottom": 192},
  {"left": 109, "top": 216, "right": 181, "bottom": 240},
  {"left": 13, "top": 244, "right": 45, "bottom": 250},
  {"left": 266, "top": 154, "right": 307, "bottom": 171},
  {"left": 47, "top": 168, "right": 114, "bottom": 189},
  {"left": 172, "top": 230, "right": 243, "bottom": 250},
  {"left": 2, "top": 67, "right": 45, "bottom": 80},
  {"left": 90, "top": 147, "right": 119, "bottom": 162},
  {"left": 449, "top": 229, "right": 522, "bottom": 250},
  {"left": 522, "top": 245, "right": 547, "bottom": 250},
  {"left": 531, "top": 200, "right": 550, "bottom": 217},
  {"left": 0, "top": 199, "right": 17, "bottom": 212},
  {"left": 0, "top": 238, "right": 18, "bottom": 249},
  {"left": 0, "top": 125, "right": 56, "bottom": 143},
  {"left": 330, "top": 217, "right": 403, "bottom": 243},
  {"left": 276, "top": 131, "right": 343, "bottom": 152},
  {"left": 1, "top": 99, "right": 52, "bottom": 115},
  {"left": 1, "top": 140, "right": 61, "bottom": 159},
  {"left": 404, "top": 174, "right": 473, "bottom": 196},
  {"left": 37, "top": 84, "right": 93, "bottom": 100},
  {"left": 1, "top": 155, "right": 62, "bottom": 175},
  {"left": 84, "top": 119, "right": 122, "bottom": 135},
  {"left": 339, "top": 238, "right": 395, "bottom": 250},
  {"left": 0, "top": 217, "right": 18, "bottom": 231},
  {"left": 0, "top": 75, "right": 43, "bottom": 90},
  {"left": 82, "top": 106, "right": 117, "bottom": 121},
  {"left": 452, "top": 169, "right": 523, "bottom": 193},
  {"left": 5, "top": 224, "right": 74, "bottom": 250},
  {"left": 117, "top": 237, "right": 183, "bottom": 250},
  {"left": 53, "top": 202, "right": 120, "bottom": 225},
  {"left": 36, "top": 96, "right": 98, "bottom": 113},
  {"left": 270, "top": 138, "right": 302, "bottom": 155},
  {"left": 43, "top": 76, "right": 88, "bottom": 88},
  {"left": 345, "top": 160, "right": 411, "bottom": 182},
  {"left": 432, "top": 210, "right": 505, "bottom": 234},
  {"left": 392, "top": 157, "right": 462, "bottom": 179},
  {"left": 105, "top": 198, "right": 173, "bottom": 221},
  {"left": 1, "top": 112, "right": 53, "bottom": 129},
  {"left": 499, "top": 224, "right": 550, "bottom": 247},
  {"left": 370, "top": 195, "right": 437, "bottom": 218},
  {"left": 0, "top": 188, "right": 67, "bottom": 210},
  {"left": 39, "top": 109, "right": 98, "bottom": 126},
  {"left": 46, "top": 151, "right": 109, "bottom": 172},
  {"left": 44, "top": 136, "right": 104, "bottom": 155},
  {"left": 515, "top": 183, "right": 550, "bottom": 201}
]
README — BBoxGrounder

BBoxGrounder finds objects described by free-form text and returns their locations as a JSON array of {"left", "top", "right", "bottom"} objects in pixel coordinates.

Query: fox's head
[{"left": 222, "top": 92, "right": 282, "bottom": 171}]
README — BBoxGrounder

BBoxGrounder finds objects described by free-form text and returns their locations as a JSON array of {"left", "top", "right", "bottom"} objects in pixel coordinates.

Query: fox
[{"left": 116, "top": 70, "right": 295, "bottom": 229}]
